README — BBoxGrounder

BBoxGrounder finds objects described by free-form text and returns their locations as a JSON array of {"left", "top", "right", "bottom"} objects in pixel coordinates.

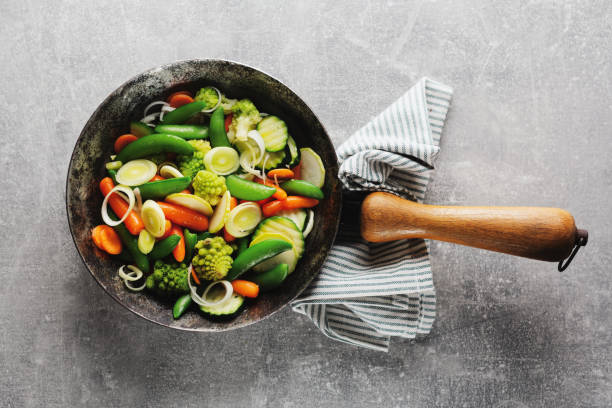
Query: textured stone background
[{"left": 1, "top": 1, "right": 611, "bottom": 407}]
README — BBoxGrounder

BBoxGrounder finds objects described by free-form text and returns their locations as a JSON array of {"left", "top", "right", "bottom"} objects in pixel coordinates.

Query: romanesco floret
[
  {"left": 188, "top": 139, "right": 211, "bottom": 155},
  {"left": 228, "top": 99, "right": 261, "bottom": 142},
  {"left": 146, "top": 260, "right": 189, "bottom": 296},
  {"left": 194, "top": 87, "right": 219, "bottom": 109},
  {"left": 177, "top": 140, "right": 211, "bottom": 179},
  {"left": 191, "top": 237, "right": 234, "bottom": 281},
  {"left": 192, "top": 170, "right": 226, "bottom": 206}
]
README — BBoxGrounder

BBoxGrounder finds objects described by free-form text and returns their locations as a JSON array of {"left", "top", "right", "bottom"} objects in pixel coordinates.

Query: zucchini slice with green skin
[
  {"left": 285, "top": 135, "right": 300, "bottom": 167},
  {"left": 276, "top": 209, "right": 308, "bottom": 230},
  {"left": 257, "top": 115, "right": 288, "bottom": 152},
  {"left": 200, "top": 293, "right": 245, "bottom": 317},
  {"left": 298, "top": 148, "right": 325, "bottom": 188},
  {"left": 251, "top": 216, "right": 305, "bottom": 273},
  {"left": 255, "top": 150, "right": 286, "bottom": 171},
  {"left": 130, "top": 121, "right": 154, "bottom": 138}
]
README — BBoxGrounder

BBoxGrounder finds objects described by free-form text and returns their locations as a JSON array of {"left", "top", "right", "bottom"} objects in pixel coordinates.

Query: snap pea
[
  {"left": 173, "top": 294, "right": 192, "bottom": 319},
  {"left": 197, "top": 231, "right": 214, "bottom": 242},
  {"left": 226, "top": 175, "right": 276, "bottom": 201},
  {"left": 149, "top": 234, "right": 181, "bottom": 261},
  {"left": 135, "top": 177, "right": 191, "bottom": 201},
  {"left": 226, "top": 239, "right": 293, "bottom": 281},
  {"left": 154, "top": 124, "right": 209, "bottom": 140},
  {"left": 161, "top": 101, "right": 207, "bottom": 125},
  {"left": 114, "top": 249, "right": 133, "bottom": 264},
  {"left": 115, "top": 134, "right": 195, "bottom": 163},
  {"left": 183, "top": 228, "right": 198, "bottom": 264},
  {"left": 209, "top": 107, "right": 231, "bottom": 148},
  {"left": 280, "top": 180, "right": 324, "bottom": 200},
  {"left": 109, "top": 210, "right": 149, "bottom": 272},
  {"left": 236, "top": 237, "right": 249, "bottom": 256},
  {"left": 107, "top": 169, "right": 118, "bottom": 184},
  {"left": 130, "top": 121, "right": 154, "bottom": 138},
  {"left": 249, "top": 263, "right": 288, "bottom": 291}
]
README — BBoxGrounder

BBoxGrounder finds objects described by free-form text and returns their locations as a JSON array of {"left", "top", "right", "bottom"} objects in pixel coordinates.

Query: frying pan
[{"left": 66, "top": 59, "right": 587, "bottom": 332}]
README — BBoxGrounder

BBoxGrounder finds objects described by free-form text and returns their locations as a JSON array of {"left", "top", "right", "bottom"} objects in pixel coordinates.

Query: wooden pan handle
[{"left": 360, "top": 192, "right": 586, "bottom": 262}]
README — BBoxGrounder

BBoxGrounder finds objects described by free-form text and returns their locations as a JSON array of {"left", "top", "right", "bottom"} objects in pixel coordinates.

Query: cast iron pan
[
  {"left": 66, "top": 59, "right": 342, "bottom": 331},
  {"left": 67, "top": 59, "right": 588, "bottom": 332}
]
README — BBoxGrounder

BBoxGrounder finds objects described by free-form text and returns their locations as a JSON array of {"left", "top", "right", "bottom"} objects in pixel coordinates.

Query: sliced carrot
[
  {"left": 224, "top": 113, "right": 233, "bottom": 132},
  {"left": 191, "top": 267, "right": 201, "bottom": 285},
  {"left": 267, "top": 169, "right": 294, "bottom": 179},
  {"left": 231, "top": 280, "right": 259, "bottom": 298},
  {"left": 114, "top": 134, "right": 138, "bottom": 154},
  {"left": 166, "top": 91, "right": 192, "bottom": 103},
  {"left": 262, "top": 200, "right": 285, "bottom": 218},
  {"left": 222, "top": 197, "right": 239, "bottom": 242},
  {"left": 170, "top": 226, "right": 185, "bottom": 262},
  {"left": 99, "top": 177, "right": 145, "bottom": 235},
  {"left": 283, "top": 196, "right": 319, "bottom": 209},
  {"left": 151, "top": 174, "right": 165, "bottom": 182},
  {"left": 168, "top": 93, "right": 194, "bottom": 108},
  {"left": 92, "top": 225, "right": 122, "bottom": 255},
  {"left": 157, "top": 201, "right": 209, "bottom": 231},
  {"left": 159, "top": 220, "right": 173, "bottom": 239},
  {"left": 91, "top": 226, "right": 105, "bottom": 249}
]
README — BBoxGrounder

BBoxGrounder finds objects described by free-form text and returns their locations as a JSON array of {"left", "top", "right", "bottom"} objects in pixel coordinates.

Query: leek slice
[{"left": 204, "top": 147, "right": 240, "bottom": 175}]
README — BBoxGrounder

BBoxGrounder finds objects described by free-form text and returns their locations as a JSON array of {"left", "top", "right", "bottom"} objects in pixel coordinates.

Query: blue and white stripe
[{"left": 291, "top": 78, "right": 453, "bottom": 351}]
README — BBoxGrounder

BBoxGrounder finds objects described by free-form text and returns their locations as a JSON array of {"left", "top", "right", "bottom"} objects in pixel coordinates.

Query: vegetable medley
[{"left": 92, "top": 87, "right": 326, "bottom": 319}]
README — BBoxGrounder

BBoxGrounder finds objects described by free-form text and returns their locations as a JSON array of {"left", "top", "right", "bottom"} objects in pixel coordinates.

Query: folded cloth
[{"left": 291, "top": 78, "right": 453, "bottom": 351}]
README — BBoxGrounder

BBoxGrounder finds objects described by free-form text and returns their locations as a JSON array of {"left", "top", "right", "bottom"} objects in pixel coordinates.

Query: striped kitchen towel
[{"left": 291, "top": 78, "right": 453, "bottom": 351}]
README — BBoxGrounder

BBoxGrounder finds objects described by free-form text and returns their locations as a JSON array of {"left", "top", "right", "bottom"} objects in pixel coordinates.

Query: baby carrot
[
  {"left": 267, "top": 169, "right": 294, "bottom": 180},
  {"left": 159, "top": 220, "right": 173, "bottom": 239},
  {"left": 114, "top": 134, "right": 138, "bottom": 153},
  {"left": 150, "top": 174, "right": 165, "bottom": 182},
  {"left": 255, "top": 178, "right": 287, "bottom": 201},
  {"left": 231, "top": 280, "right": 259, "bottom": 298},
  {"left": 191, "top": 267, "right": 201, "bottom": 285},
  {"left": 262, "top": 200, "right": 285, "bottom": 218},
  {"left": 170, "top": 225, "right": 185, "bottom": 262},
  {"left": 99, "top": 177, "right": 145, "bottom": 235},
  {"left": 157, "top": 201, "right": 209, "bottom": 231},
  {"left": 283, "top": 196, "right": 319, "bottom": 209},
  {"left": 223, "top": 197, "right": 239, "bottom": 242}
]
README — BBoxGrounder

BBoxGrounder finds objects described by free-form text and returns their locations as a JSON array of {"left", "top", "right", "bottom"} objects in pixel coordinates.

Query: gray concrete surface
[{"left": 1, "top": 0, "right": 611, "bottom": 407}]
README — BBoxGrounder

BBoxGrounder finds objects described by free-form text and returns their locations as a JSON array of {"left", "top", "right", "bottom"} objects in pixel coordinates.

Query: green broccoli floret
[
  {"left": 146, "top": 260, "right": 189, "bottom": 296},
  {"left": 177, "top": 151, "right": 205, "bottom": 179},
  {"left": 176, "top": 140, "right": 211, "bottom": 179},
  {"left": 192, "top": 237, "right": 234, "bottom": 281},
  {"left": 192, "top": 170, "right": 226, "bottom": 206},
  {"left": 194, "top": 87, "right": 237, "bottom": 113},
  {"left": 194, "top": 87, "right": 219, "bottom": 110},
  {"left": 228, "top": 99, "right": 261, "bottom": 142}
]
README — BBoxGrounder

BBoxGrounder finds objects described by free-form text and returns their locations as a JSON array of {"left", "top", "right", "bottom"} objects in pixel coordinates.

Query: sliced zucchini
[
  {"left": 199, "top": 293, "right": 245, "bottom": 317},
  {"left": 251, "top": 216, "right": 305, "bottom": 273},
  {"left": 130, "top": 121, "right": 154, "bottom": 138},
  {"left": 257, "top": 115, "right": 288, "bottom": 152},
  {"left": 249, "top": 233, "right": 298, "bottom": 274},
  {"left": 299, "top": 148, "right": 325, "bottom": 188},
  {"left": 276, "top": 209, "right": 307, "bottom": 230},
  {"left": 285, "top": 135, "right": 300, "bottom": 167},
  {"left": 255, "top": 150, "right": 286, "bottom": 171}
]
